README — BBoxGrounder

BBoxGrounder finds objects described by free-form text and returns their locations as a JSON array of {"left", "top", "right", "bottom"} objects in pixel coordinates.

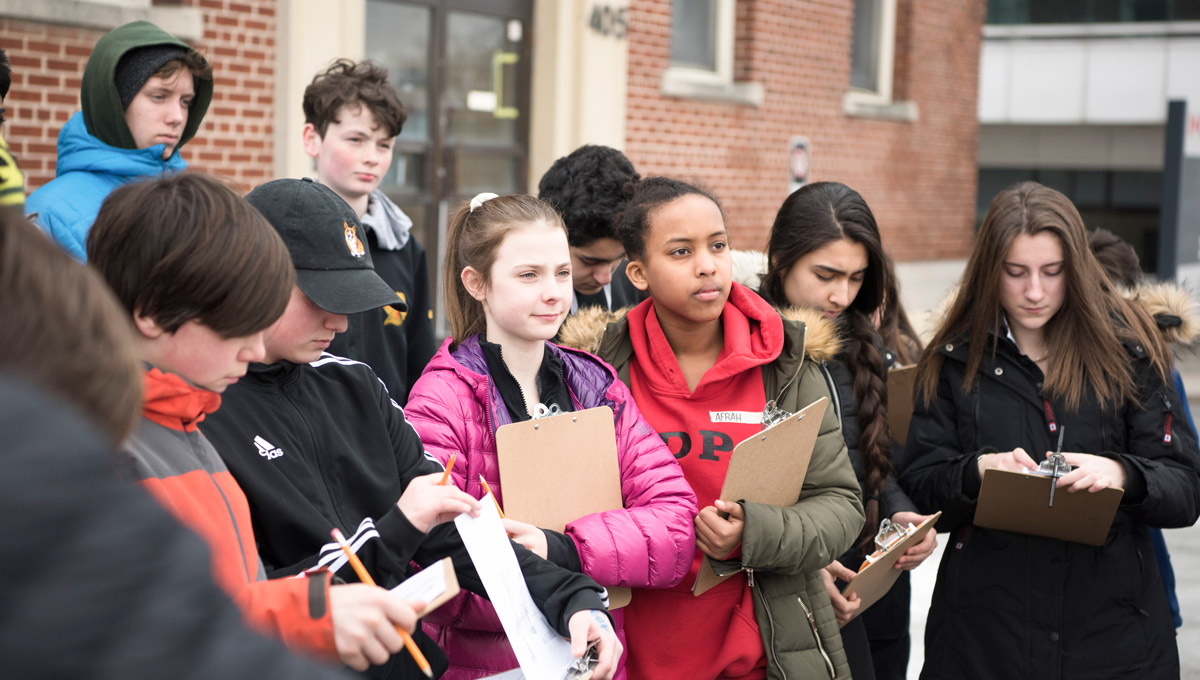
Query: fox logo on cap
[{"left": 344, "top": 221, "right": 366, "bottom": 257}]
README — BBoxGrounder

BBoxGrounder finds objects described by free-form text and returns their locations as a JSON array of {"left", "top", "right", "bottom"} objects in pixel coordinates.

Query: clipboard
[
  {"left": 392, "top": 557, "right": 460, "bottom": 619},
  {"left": 693, "top": 398, "right": 829, "bottom": 596},
  {"left": 886, "top": 365, "right": 917, "bottom": 446},
  {"left": 840, "top": 511, "right": 940, "bottom": 622},
  {"left": 496, "top": 406, "right": 631, "bottom": 609},
  {"left": 974, "top": 469, "right": 1123, "bottom": 546}
]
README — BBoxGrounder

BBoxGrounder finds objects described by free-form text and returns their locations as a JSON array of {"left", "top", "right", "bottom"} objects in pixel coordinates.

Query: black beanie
[{"left": 113, "top": 44, "right": 189, "bottom": 109}]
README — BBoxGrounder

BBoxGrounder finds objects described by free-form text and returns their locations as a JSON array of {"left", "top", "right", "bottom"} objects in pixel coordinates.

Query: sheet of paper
[
  {"left": 478, "top": 670, "right": 524, "bottom": 680},
  {"left": 390, "top": 559, "right": 446, "bottom": 603},
  {"left": 454, "top": 494, "right": 581, "bottom": 680}
]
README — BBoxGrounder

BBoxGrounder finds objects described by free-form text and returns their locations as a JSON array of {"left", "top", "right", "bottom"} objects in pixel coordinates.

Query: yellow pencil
[
  {"left": 478, "top": 475, "right": 505, "bottom": 518},
  {"left": 438, "top": 453, "right": 457, "bottom": 486},
  {"left": 330, "top": 528, "right": 433, "bottom": 678}
]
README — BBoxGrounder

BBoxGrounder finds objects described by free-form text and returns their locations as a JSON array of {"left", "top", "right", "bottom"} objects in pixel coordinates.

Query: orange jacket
[{"left": 120, "top": 368, "right": 337, "bottom": 659}]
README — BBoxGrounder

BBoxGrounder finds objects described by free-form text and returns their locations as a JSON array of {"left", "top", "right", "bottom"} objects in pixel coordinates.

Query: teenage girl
[
  {"left": 900, "top": 181, "right": 1200, "bottom": 679},
  {"left": 759, "top": 182, "right": 937, "bottom": 680},
  {"left": 558, "top": 177, "right": 865, "bottom": 680},
  {"left": 404, "top": 193, "right": 699, "bottom": 680}
]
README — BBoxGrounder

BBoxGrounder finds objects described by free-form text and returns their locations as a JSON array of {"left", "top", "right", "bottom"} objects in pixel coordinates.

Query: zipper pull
[
  {"left": 1164, "top": 413, "right": 1173, "bottom": 445},
  {"left": 745, "top": 567, "right": 755, "bottom": 588},
  {"left": 1042, "top": 398, "right": 1057, "bottom": 434}
]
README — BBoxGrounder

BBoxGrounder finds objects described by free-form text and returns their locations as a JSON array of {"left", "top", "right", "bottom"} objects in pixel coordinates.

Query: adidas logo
[{"left": 254, "top": 435, "right": 284, "bottom": 460}]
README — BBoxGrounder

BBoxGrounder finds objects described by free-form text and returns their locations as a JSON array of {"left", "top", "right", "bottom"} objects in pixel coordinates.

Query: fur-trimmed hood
[
  {"left": 556, "top": 299, "right": 840, "bottom": 362},
  {"left": 931, "top": 281, "right": 1200, "bottom": 347}
]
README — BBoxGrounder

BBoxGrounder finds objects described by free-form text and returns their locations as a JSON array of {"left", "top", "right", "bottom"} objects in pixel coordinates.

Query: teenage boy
[
  {"left": 27, "top": 20, "right": 213, "bottom": 261},
  {"left": 537, "top": 144, "right": 643, "bottom": 314},
  {"left": 0, "top": 210, "right": 348, "bottom": 680},
  {"left": 200, "top": 178, "right": 621, "bottom": 680},
  {"left": 301, "top": 59, "right": 435, "bottom": 403},
  {"left": 86, "top": 173, "right": 426, "bottom": 674}
]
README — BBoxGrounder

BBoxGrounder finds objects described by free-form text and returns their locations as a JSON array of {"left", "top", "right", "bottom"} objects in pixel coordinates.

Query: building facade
[{"left": 5, "top": 0, "right": 983, "bottom": 325}]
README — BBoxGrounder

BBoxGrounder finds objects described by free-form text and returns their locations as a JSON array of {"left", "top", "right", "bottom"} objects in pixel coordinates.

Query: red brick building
[{"left": 4, "top": 0, "right": 981, "bottom": 266}]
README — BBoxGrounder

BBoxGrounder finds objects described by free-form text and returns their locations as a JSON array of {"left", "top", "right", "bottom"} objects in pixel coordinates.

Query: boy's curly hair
[
  {"left": 303, "top": 59, "right": 406, "bottom": 138},
  {"left": 538, "top": 145, "right": 640, "bottom": 248}
]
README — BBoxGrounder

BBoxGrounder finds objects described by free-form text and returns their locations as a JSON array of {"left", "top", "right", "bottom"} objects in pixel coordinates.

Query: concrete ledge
[
  {"left": 662, "top": 68, "right": 764, "bottom": 107},
  {"left": 843, "top": 91, "right": 919, "bottom": 123},
  {"left": 0, "top": 0, "right": 203, "bottom": 41}
]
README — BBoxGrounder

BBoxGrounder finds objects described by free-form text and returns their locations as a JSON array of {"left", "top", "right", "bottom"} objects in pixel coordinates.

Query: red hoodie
[{"left": 621, "top": 283, "right": 782, "bottom": 680}]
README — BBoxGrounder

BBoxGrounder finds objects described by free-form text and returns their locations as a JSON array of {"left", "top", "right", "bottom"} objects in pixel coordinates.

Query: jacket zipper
[
  {"left": 745, "top": 570, "right": 787, "bottom": 680},
  {"left": 819, "top": 362, "right": 843, "bottom": 430},
  {"left": 796, "top": 592, "right": 836, "bottom": 678}
]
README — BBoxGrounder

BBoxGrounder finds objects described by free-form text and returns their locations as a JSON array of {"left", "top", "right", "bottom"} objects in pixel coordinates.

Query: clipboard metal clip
[
  {"left": 1031, "top": 427, "right": 1071, "bottom": 507},
  {"left": 859, "top": 518, "right": 915, "bottom": 572},
  {"left": 530, "top": 403, "right": 562, "bottom": 420},
  {"left": 761, "top": 400, "right": 794, "bottom": 430}
]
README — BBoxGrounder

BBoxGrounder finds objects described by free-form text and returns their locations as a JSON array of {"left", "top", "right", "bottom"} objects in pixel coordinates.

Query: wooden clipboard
[
  {"left": 496, "top": 406, "right": 631, "bottom": 609},
  {"left": 974, "top": 469, "right": 1123, "bottom": 546},
  {"left": 693, "top": 398, "right": 829, "bottom": 596},
  {"left": 887, "top": 365, "right": 917, "bottom": 446},
  {"left": 840, "top": 511, "right": 940, "bottom": 622},
  {"left": 393, "top": 557, "right": 460, "bottom": 619}
]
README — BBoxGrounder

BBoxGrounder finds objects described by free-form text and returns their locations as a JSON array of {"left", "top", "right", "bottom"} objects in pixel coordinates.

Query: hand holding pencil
[{"left": 395, "top": 469, "right": 481, "bottom": 533}]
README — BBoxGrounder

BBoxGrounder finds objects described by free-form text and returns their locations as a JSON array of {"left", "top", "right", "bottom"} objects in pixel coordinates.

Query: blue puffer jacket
[{"left": 26, "top": 111, "right": 187, "bottom": 261}]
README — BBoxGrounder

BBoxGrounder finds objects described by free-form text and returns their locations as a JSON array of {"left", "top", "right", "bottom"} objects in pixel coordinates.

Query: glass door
[{"left": 366, "top": 0, "right": 532, "bottom": 336}]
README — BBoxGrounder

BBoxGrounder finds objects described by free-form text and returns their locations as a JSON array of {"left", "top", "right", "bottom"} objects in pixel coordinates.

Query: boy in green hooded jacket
[{"left": 26, "top": 20, "right": 213, "bottom": 261}]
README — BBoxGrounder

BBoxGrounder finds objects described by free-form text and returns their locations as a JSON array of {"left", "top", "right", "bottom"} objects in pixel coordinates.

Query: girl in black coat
[
  {"left": 900, "top": 181, "right": 1200, "bottom": 679},
  {"left": 760, "top": 182, "right": 938, "bottom": 680}
]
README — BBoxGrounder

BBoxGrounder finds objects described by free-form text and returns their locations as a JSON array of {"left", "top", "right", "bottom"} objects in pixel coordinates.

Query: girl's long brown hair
[
  {"left": 761, "top": 181, "right": 893, "bottom": 552},
  {"left": 917, "top": 182, "right": 1170, "bottom": 411},
  {"left": 443, "top": 194, "right": 566, "bottom": 346}
]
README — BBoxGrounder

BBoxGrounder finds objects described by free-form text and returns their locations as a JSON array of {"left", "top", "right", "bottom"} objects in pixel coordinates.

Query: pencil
[
  {"left": 477, "top": 475, "right": 505, "bottom": 518},
  {"left": 438, "top": 452, "right": 457, "bottom": 486},
  {"left": 330, "top": 528, "right": 433, "bottom": 678}
]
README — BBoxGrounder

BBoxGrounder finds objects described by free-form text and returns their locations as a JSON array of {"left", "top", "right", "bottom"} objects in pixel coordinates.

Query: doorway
[{"left": 365, "top": 0, "right": 533, "bottom": 335}]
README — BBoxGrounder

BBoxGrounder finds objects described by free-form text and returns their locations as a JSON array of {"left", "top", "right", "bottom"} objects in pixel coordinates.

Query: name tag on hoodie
[{"left": 709, "top": 411, "right": 763, "bottom": 425}]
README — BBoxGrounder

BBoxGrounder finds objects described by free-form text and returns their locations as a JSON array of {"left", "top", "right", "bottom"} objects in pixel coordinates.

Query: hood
[
  {"left": 731, "top": 248, "right": 768, "bottom": 290},
  {"left": 55, "top": 111, "right": 188, "bottom": 178},
  {"left": 80, "top": 20, "right": 212, "bottom": 152},
  {"left": 625, "top": 282, "right": 784, "bottom": 396},
  {"left": 932, "top": 281, "right": 1199, "bottom": 347},
  {"left": 558, "top": 293, "right": 841, "bottom": 363},
  {"left": 361, "top": 189, "right": 413, "bottom": 251}
]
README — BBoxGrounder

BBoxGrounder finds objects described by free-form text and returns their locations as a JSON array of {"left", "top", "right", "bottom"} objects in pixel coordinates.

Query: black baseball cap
[{"left": 245, "top": 178, "right": 403, "bottom": 315}]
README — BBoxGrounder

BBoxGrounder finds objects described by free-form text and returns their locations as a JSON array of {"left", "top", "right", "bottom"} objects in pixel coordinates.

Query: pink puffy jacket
[{"left": 405, "top": 335, "right": 698, "bottom": 680}]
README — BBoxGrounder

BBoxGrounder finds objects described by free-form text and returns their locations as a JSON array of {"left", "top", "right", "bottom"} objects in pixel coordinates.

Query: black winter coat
[{"left": 899, "top": 334, "right": 1200, "bottom": 680}]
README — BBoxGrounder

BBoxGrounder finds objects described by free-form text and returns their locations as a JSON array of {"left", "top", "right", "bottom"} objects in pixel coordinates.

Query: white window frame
[
  {"left": 843, "top": 0, "right": 917, "bottom": 121},
  {"left": 662, "top": 0, "right": 763, "bottom": 106}
]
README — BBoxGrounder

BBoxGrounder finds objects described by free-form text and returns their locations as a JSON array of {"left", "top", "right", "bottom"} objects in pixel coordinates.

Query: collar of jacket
[
  {"left": 426, "top": 334, "right": 621, "bottom": 433},
  {"left": 141, "top": 367, "right": 221, "bottom": 432}
]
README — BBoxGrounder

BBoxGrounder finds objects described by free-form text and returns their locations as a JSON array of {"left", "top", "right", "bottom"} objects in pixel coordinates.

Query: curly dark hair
[
  {"left": 303, "top": 59, "right": 406, "bottom": 138},
  {"left": 538, "top": 145, "right": 640, "bottom": 247},
  {"left": 614, "top": 176, "right": 722, "bottom": 260}
]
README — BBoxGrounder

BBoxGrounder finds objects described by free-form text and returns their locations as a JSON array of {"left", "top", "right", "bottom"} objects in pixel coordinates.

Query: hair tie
[{"left": 470, "top": 192, "right": 499, "bottom": 213}]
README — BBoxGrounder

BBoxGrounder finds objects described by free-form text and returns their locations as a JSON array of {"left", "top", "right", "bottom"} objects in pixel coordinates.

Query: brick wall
[
  {"left": 2, "top": 0, "right": 275, "bottom": 194},
  {"left": 624, "top": 0, "right": 984, "bottom": 261}
]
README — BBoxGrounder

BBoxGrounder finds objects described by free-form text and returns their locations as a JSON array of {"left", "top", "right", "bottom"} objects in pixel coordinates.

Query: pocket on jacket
[{"left": 942, "top": 526, "right": 1010, "bottom": 607}]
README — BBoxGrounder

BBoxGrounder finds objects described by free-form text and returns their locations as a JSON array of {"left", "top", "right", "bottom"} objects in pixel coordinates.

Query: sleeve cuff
[
  {"left": 544, "top": 529, "right": 583, "bottom": 573},
  {"left": 556, "top": 590, "right": 611, "bottom": 636}
]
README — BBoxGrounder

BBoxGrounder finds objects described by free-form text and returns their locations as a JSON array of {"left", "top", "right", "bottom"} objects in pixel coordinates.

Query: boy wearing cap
[
  {"left": 27, "top": 20, "right": 213, "bottom": 261},
  {"left": 302, "top": 59, "right": 435, "bottom": 403},
  {"left": 86, "top": 173, "right": 427, "bottom": 674},
  {"left": 201, "top": 178, "right": 621, "bottom": 680}
]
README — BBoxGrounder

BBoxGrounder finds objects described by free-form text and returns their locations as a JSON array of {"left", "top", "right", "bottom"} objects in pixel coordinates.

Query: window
[
  {"left": 843, "top": 0, "right": 916, "bottom": 121},
  {"left": 662, "top": 0, "right": 763, "bottom": 106}
]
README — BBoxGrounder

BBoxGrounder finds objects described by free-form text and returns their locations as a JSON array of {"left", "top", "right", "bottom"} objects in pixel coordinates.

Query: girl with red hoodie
[
  {"left": 404, "top": 192, "right": 699, "bottom": 680},
  {"left": 558, "top": 177, "right": 865, "bottom": 679}
]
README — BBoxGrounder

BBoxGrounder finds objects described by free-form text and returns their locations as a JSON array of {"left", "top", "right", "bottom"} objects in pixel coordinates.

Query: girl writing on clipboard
[{"left": 899, "top": 181, "right": 1200, "bottom": 679}]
